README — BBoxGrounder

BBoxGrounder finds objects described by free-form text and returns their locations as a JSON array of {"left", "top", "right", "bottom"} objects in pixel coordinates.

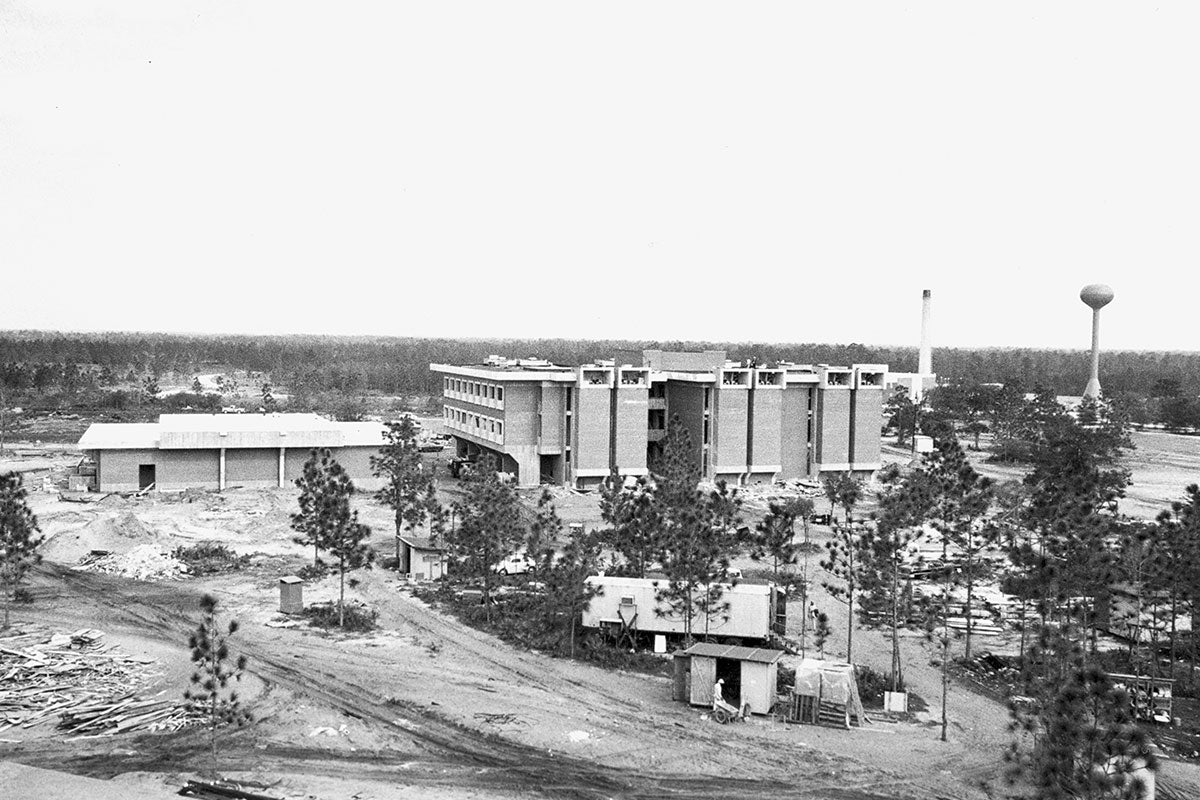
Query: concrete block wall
[
  {"left": 851, "top": 389, "right": 883, "bottom": 469},
  {"left": 779, "top": 386, "right": 812, "bottom": 480},
  {"left": 225, "top": 448, "right": 280, "bottom": 489},
  {"left": 95, "top": 449, "right": 155, "bottom": 492},
  {"left": 539, "top": 384, "right": 565, "bottom": 452},
  {"left": 573, "top": 386, "right": 612, "bottom": 478},
  {"left": 712, "top": 385, "right": 749, "bottom": 478},
  {"left": 815, "top": 389, "right": 852, "bottom": 470},
  {"left": 614, "top": 379, "right": 649, "bottom": 476},
  {"left": 158, "top": 449, "right": 220, "bottom": 491},
  {"left": 749, "top": 385, "right": 782, "bottom": 476}
]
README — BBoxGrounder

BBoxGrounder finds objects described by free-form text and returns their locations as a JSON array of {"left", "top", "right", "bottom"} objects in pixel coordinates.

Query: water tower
[{"left": 1080, "top": 283, "right": 1114, "bottom": 399}]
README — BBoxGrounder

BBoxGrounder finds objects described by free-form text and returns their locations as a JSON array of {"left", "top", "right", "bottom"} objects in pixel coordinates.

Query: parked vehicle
[{"left": 492, "top": 553, "right": 537, "bottom": 575}]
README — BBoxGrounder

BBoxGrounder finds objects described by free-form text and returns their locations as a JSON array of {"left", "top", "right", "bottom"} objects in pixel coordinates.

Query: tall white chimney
[{"left": 918, "top": 289, "right": 932, "bottom": 376}]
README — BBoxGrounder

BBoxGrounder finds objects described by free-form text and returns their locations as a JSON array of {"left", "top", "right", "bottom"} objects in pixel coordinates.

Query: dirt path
[{"left": 5, "top": 564, "right": 980, "bottom": 799}]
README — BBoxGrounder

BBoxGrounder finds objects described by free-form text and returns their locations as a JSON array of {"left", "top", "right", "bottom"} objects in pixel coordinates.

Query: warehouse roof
[
  {"left": 680, "top": 643, "right": 784, "bottom": 664},
  {"left": 79, "top": 414, "right": 386, "bottom": 451},
  {"left": 76, "top": 423, "right": 161, "bottom": 450}
]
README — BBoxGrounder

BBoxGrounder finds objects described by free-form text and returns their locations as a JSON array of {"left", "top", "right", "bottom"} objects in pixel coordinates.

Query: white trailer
[{"left": 582, "top": 576, "right": 785, "bottom": 644}]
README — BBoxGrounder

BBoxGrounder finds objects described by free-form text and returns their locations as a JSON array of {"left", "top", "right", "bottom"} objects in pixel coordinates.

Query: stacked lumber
[{"left": 0, "top": 625, "right": 195, "bottom": 736}]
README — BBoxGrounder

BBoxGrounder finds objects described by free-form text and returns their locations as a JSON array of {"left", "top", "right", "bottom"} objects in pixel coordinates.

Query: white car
[{"left": 492, "top": 554, "right": 537, "bottom": 575}]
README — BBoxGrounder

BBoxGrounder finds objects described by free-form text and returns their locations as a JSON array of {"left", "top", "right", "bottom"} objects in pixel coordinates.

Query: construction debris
[
  {"left": 77, "top": 544, "right": 190, "bottom": 581},
  {"left": 0, "top": 626, "right": 194, "bottom": 735}
]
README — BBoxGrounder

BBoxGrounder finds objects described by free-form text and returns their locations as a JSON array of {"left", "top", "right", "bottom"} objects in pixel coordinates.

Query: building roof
[
  {"left": 680, "top": 642, "right": 784, "bottom": 664},
  {"left": 77, "top": 423, "right": 161, "bottom": 450},
  {"left": 79, "top": 413, "right": 386, "bottom": 451},
  {"left": 398, "top": 534, "right": 444, "bottom": 552}
]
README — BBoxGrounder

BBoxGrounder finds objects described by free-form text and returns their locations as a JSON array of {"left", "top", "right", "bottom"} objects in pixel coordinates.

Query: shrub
[
  {"left": 297, "top": 561, "right": 330, "bottom": 581},
  {"left": 303, "top": 601, "right": 378, "bottom": 632},
  {"left": 855, "top": 664, "right": 902, "bottom": 707},
  {"left": 172, "top": 543, "right": 250, "bottom": 575}
]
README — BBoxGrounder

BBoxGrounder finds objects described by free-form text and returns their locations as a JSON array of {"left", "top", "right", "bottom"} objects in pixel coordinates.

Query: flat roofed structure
[
  {"left": 433, "top": 351, "right": 887, "bottom": 489},
  {"left": 78, "top": 413, "right": 386, "bottom": 493}
]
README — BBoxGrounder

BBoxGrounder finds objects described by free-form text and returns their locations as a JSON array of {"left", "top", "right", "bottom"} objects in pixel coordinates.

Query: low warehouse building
[{"left": 78, "top": 413, "right": 386, "bottom": 493}]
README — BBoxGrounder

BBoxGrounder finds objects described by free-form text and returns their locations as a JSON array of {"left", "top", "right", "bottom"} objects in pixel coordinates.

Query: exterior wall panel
[
  {"left": 225, "top": 448, "right": 279, "bottom": 488},
  {"left": 712, "top": 388, "right": 748, "bottom": 476},
  {"left": 614, "top": 386, "right": 649, "bottom": 475},
  {"left": 750, "top": 389, "right": 782, "bottom": 473},
  {"left": 158, "top": 449, "right": 219, "bottom": 491},
  {"left": 539, "top": 385, "right": 564, "bottom": 452},
  {"left": 779, "top": 387, "right": 812, "bottom": 479},
  {"left": 815, "top": 389, "right": 852, "bottom": 470},
  {"left": 96, "top": 449, "right": 157, "bottom": 492},
  {"left": 851, "top": 389, "right": 883, "bottom": 469},
  {"left": 573, "top": 388, "right": 612, "bottom": 477}
]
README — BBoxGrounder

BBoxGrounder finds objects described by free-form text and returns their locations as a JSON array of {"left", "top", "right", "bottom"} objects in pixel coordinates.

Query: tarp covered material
[{"left": 791, "top": 658, "right": 869, "bottom": 725}]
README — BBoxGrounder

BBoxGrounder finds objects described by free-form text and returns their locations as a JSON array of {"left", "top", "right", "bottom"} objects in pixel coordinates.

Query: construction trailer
[
  {"left": 581, "top": 576, "right": 786, "bottom": 645},
  {"left": 677, "top": 642, "right": 783, "bottom": 716},
  {"left": 398, "top": 535, "right": 447, "bottom": 581}
]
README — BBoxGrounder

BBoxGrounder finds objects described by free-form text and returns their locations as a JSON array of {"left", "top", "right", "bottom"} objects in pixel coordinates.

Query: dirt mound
[
  {"left": 42, "top": 512, "right": 158, "bottom": 564},
  {"left": 78, "top": 544, "right": 189, "bottom": 581}
]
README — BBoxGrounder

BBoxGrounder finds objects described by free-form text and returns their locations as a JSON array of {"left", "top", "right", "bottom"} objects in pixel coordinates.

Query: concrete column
[
  {"left": 918, "top": 289, "right": 932, "bottom": 377},
  {"left": 279, "top": 447, "right": 286, "bottom": 488},
  {"left": 1084, "top": 307, "right": 1103, "bottom": 399},
  {"left": 219, "top": 447, "right": 226, "bottom": 491}
]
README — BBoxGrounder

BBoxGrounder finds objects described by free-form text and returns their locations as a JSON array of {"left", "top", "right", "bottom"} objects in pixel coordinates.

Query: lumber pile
[{"left": 0, "top": 625, "right": 194, "bottom": 735}]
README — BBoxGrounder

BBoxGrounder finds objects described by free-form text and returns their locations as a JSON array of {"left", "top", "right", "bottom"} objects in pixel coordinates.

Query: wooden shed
[
  {"left": 397, "top": 535, "right": 447, "bottom": 581},
  {"left": 680, "top": 642, "right": 784, "bottom": 716}
]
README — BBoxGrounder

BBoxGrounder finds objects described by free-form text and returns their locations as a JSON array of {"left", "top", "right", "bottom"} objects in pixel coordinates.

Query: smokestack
[{"left": 918, "top": 289, "right": 932, "bottom": 376}]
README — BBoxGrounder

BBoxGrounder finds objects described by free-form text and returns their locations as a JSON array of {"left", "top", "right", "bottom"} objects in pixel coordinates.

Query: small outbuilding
[
  {"left": 679, "top": 642, "right": 784, "bottom": 716},
  {"left": 397, "top": 535, "right": 447, "bottom": 581}
]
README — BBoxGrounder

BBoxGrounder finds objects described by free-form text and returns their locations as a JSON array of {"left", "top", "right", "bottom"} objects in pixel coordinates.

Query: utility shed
[
  {"left": 78, "top": 413, "right": 387, "bottom": 493},
  {"left": 398, "top": 535, "right": 447, "bottom": 581},
  {"left": 680, "top": 642, "right": 783, "bottom": 716}
]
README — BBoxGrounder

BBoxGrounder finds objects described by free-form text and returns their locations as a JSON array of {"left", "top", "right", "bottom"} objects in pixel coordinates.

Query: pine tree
[
  {"left": 446, "top": 454, "right": 525, "bottom": 621},
  {"left": 0, "top": 473, "right": 44, "bottom": 629},
  {"left": 371, "top": 418, "right": 439, "bottom": 572},
  {"left": 184, "top": 594, "right": 250, "bottom": 775},
  {"left": 598, "top": 472, "right": 662, "bottom": 578},
  {"left": 821, "top": 518, "right": 861, "bottom": 662},
  {"left": 261, "top": 382, "right": 277, "bottom": 413},
  {"left": 291, "top": 449, "right": 372, "bottom": 626},
  {"left": 192, "top": 376, "right": 203, "bottom": 393},
  {"left": 1006, "top": 621, "right": 1157, "bottom": 799},
  {"left": 813, "top": 609, "right": 831, "bottom": 658}
]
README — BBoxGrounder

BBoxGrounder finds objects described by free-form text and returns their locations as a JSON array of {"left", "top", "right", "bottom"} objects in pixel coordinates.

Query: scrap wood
[
  {"left": 178, "top": 780, "right": 284, "bottom": 800},
  {"left": 473, "top": 711, "right": 526, "bottom": 726},
  {"left": 0, "top": 625, "right": 194, "bottom": 735}
]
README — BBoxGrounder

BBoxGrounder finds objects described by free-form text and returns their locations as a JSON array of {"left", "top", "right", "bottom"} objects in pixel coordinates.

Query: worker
[{"left": 713, "top": 678, "right": 743, "bottom": 719}]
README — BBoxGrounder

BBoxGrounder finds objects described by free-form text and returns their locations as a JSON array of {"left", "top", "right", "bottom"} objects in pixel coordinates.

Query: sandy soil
[{"left": 5, "top": 431, "right": 1200, "bottom": 798}]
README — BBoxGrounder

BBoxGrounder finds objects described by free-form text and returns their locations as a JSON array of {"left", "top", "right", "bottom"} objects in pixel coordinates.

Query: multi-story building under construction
[{"left": 431, "top": 351, "right": 886, "bottom": 489}]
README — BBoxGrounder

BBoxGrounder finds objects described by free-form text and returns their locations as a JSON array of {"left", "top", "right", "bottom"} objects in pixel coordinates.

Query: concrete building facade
[
  {"left": 78, "top": 413, "right": 386, "bottom": 493},
  {"left": 432, "top": 353, "right": 886, "bottom": 489}
]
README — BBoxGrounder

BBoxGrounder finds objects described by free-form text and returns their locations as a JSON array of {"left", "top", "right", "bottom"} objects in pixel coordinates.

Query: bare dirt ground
[{"left": 4, "top": 429, "right": 1200, "bottom": 798}]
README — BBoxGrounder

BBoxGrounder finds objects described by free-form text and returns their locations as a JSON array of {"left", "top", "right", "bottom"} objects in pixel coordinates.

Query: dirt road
[{"left": 5, "top": 563, "right": 978, "bottom": 800}]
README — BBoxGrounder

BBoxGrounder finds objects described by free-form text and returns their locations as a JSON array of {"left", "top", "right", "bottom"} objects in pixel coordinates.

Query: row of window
[
  {"left": 444, "top": 377, "right": 504, "bottom": 403},
  {"left": 444, "top": 406, "right": 504, "bottom": 438}
]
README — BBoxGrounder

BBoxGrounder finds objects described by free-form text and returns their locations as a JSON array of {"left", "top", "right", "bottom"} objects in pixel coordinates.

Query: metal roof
[
  {"left": 78, "top": 414, "right": 386, "bottom": 451},
  {"left": 680, "top": 643, "right": 784, "bottom": 664},
  {"left": 77, "top": 423, "right": 161, "bottom": 450},
  {"left": 398, "top": 534, "right": 444, "bottom": 552}
]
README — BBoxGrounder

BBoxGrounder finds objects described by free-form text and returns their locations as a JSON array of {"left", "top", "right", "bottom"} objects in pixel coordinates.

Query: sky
[{"left": 2, "top": 2, "right": 1197, "bottom": 351}]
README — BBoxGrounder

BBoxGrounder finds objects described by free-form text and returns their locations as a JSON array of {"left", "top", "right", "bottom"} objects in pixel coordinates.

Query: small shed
[
  {"left": 279, "top": 576, "right": 303, "bottom": 614},
  {"left": 680, "top": 642, "right": 784, "bottom": 716},
  {"left": 398, "top": 535, "right": 447, "bottom": 581}
]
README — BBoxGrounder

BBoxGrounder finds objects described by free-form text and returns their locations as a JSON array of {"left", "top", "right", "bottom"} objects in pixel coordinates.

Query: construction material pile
[
  {"left": 0, "top": 626, "right": 194, "bottom": 736},
  {"left": 78, "top": 544, "right": 190, "bottom": 581}
]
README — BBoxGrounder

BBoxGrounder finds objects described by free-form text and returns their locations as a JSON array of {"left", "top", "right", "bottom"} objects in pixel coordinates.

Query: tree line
[{"left": 3, "top": 330, "right": 1200, "bottom": 401}]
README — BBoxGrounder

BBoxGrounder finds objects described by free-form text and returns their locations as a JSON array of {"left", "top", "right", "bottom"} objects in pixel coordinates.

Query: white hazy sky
[{"left": 2, "top": 2, "right": 1197, "bottom": 351}]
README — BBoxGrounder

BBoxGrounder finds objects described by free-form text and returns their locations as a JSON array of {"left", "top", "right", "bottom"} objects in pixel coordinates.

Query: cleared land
[{"left": 1, "top": 427, "right": 1199, "bottom": 798}]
